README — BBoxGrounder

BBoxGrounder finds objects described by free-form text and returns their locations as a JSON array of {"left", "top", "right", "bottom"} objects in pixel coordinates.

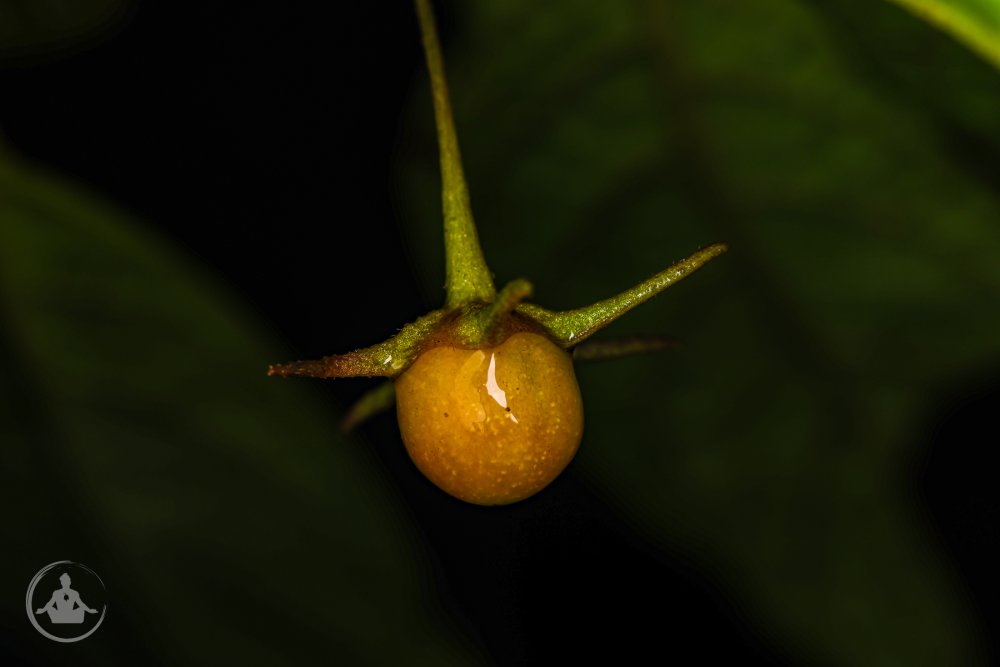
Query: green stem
[
  {"left": 415, "top": 0, "right": 495, "bottom": 306},
  {"left": 518, "top": 243, "right": 728, "bottom": 347}
]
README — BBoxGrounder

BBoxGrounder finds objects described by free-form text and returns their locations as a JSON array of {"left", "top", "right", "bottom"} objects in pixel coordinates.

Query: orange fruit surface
[{"left": 395, "top": 332, "right": 584, "bottom": 505}]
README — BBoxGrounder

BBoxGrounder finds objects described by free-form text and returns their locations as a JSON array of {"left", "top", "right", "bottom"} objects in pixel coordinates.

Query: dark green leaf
[
  {"left": 0, "top": 0, "right": 130, "bottom": 62},
  {"left": 399, "top": 1, "right": 1000, "bottom": 664},
  {"left": 884, "top": 0, "right": 1000, "bottom": 70},
  {"left": 0, "top": 149, "right": 478, "bottom": 665}
]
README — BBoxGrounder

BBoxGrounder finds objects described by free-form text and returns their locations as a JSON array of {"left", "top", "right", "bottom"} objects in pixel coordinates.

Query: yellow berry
[{"left": 394, "top": 331, "right": 584, "bottom": 505}]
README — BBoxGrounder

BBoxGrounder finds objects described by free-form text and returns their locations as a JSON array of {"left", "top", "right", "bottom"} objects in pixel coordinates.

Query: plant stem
[{"left": 414, "top": 0, "right": 495, "bottom": 307}]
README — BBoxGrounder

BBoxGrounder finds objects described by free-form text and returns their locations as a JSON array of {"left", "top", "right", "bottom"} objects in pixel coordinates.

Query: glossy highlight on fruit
[{"left": 395, "top": 332, "right": 583, "bottom": 505}]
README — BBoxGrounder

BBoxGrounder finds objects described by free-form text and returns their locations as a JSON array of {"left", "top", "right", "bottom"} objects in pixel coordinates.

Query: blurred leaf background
[{"left": 2, "top": 0, "right": 1000, "bottom": 665}]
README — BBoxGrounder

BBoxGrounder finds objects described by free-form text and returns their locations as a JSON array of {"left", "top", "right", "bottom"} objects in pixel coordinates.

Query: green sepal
[
  {"left": 517, "top": 243, "right": 728, "bottom": 348},
  {"left": 572, "top": 335, "right": 679, "bottom": 362},
  {"left": 268, "top": 310, "right": 449, "bottom": 379},
  {"left": 341, "top": 381, "right": 397, "bottom": 432}
]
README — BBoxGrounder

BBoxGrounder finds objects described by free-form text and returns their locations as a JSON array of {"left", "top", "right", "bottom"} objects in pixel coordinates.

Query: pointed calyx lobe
[{"left": 268, "top": 244, "right": 727, "bottom": 381}]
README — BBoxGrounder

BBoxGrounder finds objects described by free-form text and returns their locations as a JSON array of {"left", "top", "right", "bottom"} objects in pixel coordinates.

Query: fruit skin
[{"left": 395, "top": 332, "right": 584, "bottom": 505}]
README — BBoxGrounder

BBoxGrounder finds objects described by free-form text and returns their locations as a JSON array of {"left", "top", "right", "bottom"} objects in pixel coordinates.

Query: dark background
[{"left": 2, "top": 1, "right": 999, "bottom": 665}]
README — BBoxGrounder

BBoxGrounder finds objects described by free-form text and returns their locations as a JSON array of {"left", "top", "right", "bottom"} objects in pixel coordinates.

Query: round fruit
[{"left": 394, "top": 331, "right": 584, "bottom": 505}]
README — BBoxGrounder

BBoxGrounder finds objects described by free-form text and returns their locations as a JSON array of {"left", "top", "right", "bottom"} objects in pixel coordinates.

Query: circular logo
[{"left": 26, "top": 561, "right": 107, "bottom": 643}]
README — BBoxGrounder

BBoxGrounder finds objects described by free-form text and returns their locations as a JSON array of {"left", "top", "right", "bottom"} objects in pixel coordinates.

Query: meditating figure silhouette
[{"left": 34, "top": 573, "right": 98, "bottom": 624}]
